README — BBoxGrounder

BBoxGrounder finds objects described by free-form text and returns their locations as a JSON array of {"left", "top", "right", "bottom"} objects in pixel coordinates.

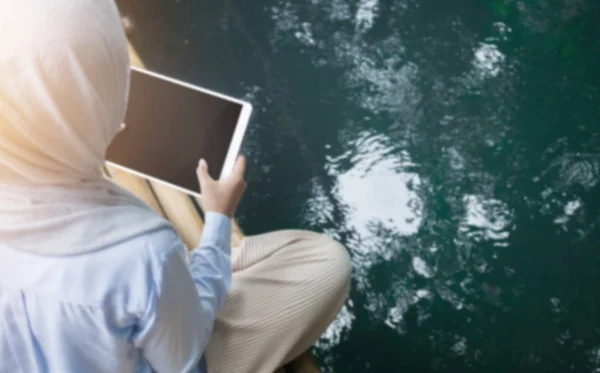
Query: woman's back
[{"left": 0, "top": 228, "right": 198, "bottom": 373}]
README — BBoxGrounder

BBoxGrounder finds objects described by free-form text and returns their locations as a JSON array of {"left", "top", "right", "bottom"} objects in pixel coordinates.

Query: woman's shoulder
[
  {"left": 97, "top": 227, "right": 187, "bottom": 278},
  {"left": 0, "top": 227, "right": 187, "bottom": 311},
  {"left": 137, "top": 227, "right": 189, "bottom": 269},
  {"left": 86, "top": 227, "right": 188, "bottom": 307}
]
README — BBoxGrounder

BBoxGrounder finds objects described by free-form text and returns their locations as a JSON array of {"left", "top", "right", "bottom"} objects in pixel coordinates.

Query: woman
[{"left": 0, "top": 1, "right": 351, "bottom": 372}]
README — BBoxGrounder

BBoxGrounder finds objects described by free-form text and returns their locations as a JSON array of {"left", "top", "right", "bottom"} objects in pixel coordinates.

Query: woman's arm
[
  {"left": 132, "top": 213, "right": 232, "bottom": 373},
  {"left": 188, "top": 212, "right": 232, "bottom": 321},
  {"left": 133, "top": 156, "right": 245, "bottom": 372}
]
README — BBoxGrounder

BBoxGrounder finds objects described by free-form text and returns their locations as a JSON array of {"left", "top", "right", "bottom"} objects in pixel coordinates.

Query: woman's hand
[{"left": 196, "top": 156, "right": 247, "bottom": 218}]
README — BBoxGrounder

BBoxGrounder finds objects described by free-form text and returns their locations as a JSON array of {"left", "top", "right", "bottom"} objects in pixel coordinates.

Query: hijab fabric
[{"left": 0, "top": 0, "right": 173, "bottom": 255}]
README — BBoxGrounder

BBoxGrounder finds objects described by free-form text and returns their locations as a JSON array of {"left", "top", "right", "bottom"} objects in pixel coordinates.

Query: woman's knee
[
  {"left": 247, "top": 229, "right": 352, "bottom": 298},
  {"left": 303, "top": 232, "right": 352, "bottom": 298}
]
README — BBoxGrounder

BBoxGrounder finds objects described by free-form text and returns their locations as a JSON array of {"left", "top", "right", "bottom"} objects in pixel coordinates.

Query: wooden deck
[{"left": 108, "top": 17, "right": 321, "bottom": 373}]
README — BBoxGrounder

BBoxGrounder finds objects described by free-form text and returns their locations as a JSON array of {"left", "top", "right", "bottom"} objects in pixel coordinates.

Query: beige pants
[{"left": 205, "top": 230, "right": 352, "bottom": 373}]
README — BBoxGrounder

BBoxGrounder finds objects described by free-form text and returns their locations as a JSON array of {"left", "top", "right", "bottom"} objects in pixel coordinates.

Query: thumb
[
  {"left": 197, "top": 159, "right": 211, "bottom": 183},
  {"left": 232, "top": 155, "right": 246, "bottom": 180}
]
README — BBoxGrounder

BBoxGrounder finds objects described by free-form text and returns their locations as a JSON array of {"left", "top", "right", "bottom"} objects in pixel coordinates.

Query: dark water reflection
[{"left": 118, "top": 0, "right": 600, "bottom": 371}]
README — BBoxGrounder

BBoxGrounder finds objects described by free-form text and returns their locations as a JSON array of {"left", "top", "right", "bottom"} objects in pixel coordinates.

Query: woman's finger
[
  {"left": 197, "top": 158, "right": 211, "bottom": 182},
  {"left": 232, "top": 155, "right": 246, "bottom": 180}
]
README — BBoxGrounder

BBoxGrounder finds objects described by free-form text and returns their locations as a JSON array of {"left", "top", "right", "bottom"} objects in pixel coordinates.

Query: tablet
[{"left": 106, "top": 67, "right": 252, "bottom": 198}]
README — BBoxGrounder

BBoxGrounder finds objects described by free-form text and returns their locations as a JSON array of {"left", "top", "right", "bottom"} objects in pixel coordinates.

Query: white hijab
[{"left": 0, "top": 0, "right": 173, "bottom": 255}]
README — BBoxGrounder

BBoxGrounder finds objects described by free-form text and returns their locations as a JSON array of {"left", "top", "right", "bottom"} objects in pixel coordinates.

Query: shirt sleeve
[
  {"left": 189, "top": 212, "right": 232, "bottom": 312},
  {"left": 133, "top": 212, "right": 232, "bottom": 373}
]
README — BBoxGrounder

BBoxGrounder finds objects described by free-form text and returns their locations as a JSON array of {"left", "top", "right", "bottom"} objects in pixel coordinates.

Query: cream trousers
[{"left": 205, "top": 230, "right": 352, "bottom": 373}]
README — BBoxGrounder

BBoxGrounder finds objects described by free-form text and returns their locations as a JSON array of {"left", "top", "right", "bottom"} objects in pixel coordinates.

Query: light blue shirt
[{"left": 0, "top": 212, "right": 232, "bottom": 373}]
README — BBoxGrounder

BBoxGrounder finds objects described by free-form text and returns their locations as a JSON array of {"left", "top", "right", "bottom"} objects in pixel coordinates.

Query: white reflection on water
[
  {"left": 556, "top": 152, "right": 599, "bottom": 190},
  {"left": 304, "top": 130, "right": 423, "bottom": 260},
  {"left": 303, "top": 177, "right": 337, "bottom": 232},
  {"left": 412, "top": 256, "right": 434, "bottom": 278},
  {"left": 317, "top": 303, "right": 355, "bottom": 350},
  {"left": 324, "top": 131, "right": 422, "bottom": 242},
  {"left": 355, "top": 0, "right": 379, "bottom": 33},
  {"left": 293, "top": 22, "right": 316, "bottom": 46},
  {"left": 473, "top": 43, "right": 505, "bottom": 78},
  {"left": 586, "top": 346, "right": 600, "bottom": 373},
  {"left": 336, "top": 157, "right": 422, "bottom": 239},
  {"left": 384, "top": 288, "right": 432, "bottom": 330},
  {"left": 460, "top": 194, "right": 511, "bottom": 244},
  {"left": 437, "top": 285, "right": 465, "bottom": 311},
  {"left": 490, "top": 22, "right": 512, "bottom": 42},
  {"left": 451, "top": 335, "right": 468, "bottom": 356},
  {"left": 336, "top": 38, "right": 420, "bottom": 120},
  {"left": 328, "top": 0, "right": 352, "bottom": 21},
  {"left": 553, "top": 199, "right": 581, "bottom": 225},
  {"left": 462, "top": 41, "right": 507, "bottom": 93},
  {"left": 588, "top": 345, "right": 600, "bottom": 372},
  {"left": 270, "top": 2, "right": 298, "bottom": 32},
  {"left": 447, "top": 146, "right": 466, "bottom": 170}
]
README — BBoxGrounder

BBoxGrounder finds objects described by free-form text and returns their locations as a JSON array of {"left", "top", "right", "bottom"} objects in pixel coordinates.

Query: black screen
[{"left": 106, "top": 68, "right": 242, "bottom": 192}]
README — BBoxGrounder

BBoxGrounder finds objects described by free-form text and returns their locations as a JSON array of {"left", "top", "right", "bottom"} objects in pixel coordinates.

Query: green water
[{"left": 117, "top": 0, "right": 600, "bottom": 371}]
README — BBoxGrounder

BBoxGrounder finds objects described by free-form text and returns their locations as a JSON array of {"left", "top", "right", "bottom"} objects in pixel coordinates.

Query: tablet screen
[{"left": 106, "top": 68, "right": 243, "bottom": 193}]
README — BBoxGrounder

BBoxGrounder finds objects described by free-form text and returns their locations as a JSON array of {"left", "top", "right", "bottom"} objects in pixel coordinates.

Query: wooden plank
[{"left": 127, "top": 40, "right": 143, "bottom": 68}]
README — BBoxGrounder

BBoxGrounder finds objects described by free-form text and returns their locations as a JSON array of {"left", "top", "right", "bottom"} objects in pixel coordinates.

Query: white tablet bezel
[{"left": 105, "top": 66, "right": 252, "bottom": 198}]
